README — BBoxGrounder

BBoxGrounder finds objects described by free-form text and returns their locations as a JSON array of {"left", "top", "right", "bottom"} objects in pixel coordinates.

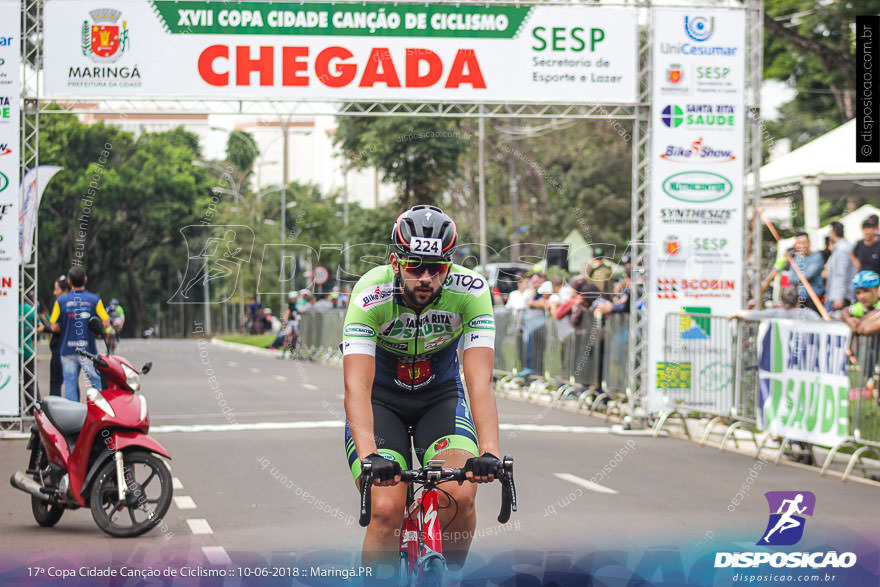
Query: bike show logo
[
  {"left": 67, "top": 9, "right": 141, "bottom": 88},
  {"left": 662, "top": 171, "right": 733, "bottom": 203},
  {"left": 715, "top": 491, "right": 857, "bottom": 569},
  {"left": 659, "top": 15, "right": 738, "bottom": 57},
  {"left": 660, "top": 137, "right": 735, "bottom": 163},
  {"left": 660, "top": 207, "right": 736, "bottom": 226},
  {"left": 0, "top": 143, "right": 11, "bottom": 156},
  {"left": 660, "top": 104, "right": 736, "bottom": 129}
]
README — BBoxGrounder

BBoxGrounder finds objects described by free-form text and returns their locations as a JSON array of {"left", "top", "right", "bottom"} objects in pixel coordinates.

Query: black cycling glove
[
  {"left": 362, "top": 453, "right": 401, "bottom": 482},
  {"left": 464, "top": 453, "right": 501, "bottom": 478}
]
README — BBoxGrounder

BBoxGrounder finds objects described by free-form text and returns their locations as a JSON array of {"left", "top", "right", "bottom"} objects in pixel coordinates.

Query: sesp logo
[
  {"left": 684, "top": 16, "right": 714, "bottom": 42},
  {"left": 758, "top": 491, "right": 816, "bottom": 546}
]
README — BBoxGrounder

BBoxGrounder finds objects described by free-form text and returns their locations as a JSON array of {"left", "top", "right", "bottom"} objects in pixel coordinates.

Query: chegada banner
[
  {"left": 757, "top": 319, "right": 851, "bottom": 447},
  {"left": 43, "top": 1, "right": 637, "bottom": 103}
]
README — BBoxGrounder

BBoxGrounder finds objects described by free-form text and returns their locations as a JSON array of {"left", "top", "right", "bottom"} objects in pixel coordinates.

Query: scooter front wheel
[{"left": 90, "top": 450, "right": 172, "bottom": 538}]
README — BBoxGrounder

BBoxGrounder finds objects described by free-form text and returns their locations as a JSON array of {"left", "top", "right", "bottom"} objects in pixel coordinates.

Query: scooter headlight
[{"left": 121, "top": 362, "right": 141, "bottom": 392}]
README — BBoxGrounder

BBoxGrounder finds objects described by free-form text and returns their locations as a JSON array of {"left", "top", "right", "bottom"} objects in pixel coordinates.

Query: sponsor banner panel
[
  {"left": 659, "top": 309, "right": 734, "bottom": 414},
  {"left": 43, "top": 1, "right": 637, "bottom": 103},
  {"left": 756, "top": 320, "right": 851, "bottom": 447},
  {"left": 0, "top": 0, "right": 19, "bottom": 416},
  {"left": 647, "top": 8, "right": 745, "bottom": 412}
]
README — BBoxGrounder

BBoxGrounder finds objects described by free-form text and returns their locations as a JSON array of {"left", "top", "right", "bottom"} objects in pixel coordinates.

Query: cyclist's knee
[{"left": 368, "top": 487, "right": 405, "bottom": 529}]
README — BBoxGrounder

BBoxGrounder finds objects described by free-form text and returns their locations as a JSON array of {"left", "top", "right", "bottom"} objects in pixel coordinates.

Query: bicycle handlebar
[{"left": 358, "top": 456, "right": 516, "bottom": 527}]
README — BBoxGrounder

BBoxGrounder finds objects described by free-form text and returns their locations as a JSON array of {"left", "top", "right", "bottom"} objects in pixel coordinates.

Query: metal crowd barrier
[{"left": 295, "top": 310, "right": 345, "bottom": 364}]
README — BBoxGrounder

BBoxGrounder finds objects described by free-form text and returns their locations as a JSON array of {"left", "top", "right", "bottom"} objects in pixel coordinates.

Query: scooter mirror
[
  {"left": 87, "top": 316, "right": 105, "bottom": 336},
  {"left": 141, "top": 362, "right": 152, "bottom": 375}
]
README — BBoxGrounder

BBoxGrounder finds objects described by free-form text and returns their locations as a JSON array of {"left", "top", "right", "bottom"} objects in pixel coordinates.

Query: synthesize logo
[
  {"left": 758, "top": 491, "right": 815, "bottom": 546},
  {"left": 685, "top": 16, "right": 714, "bottom": 42},
  {"left": 81, "top": 8, "right": 130, "bottom": 63}
]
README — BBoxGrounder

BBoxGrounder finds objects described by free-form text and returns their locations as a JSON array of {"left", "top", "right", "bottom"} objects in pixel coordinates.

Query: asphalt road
[{"left": 0, "top": 339, "right": 877, "bottom": 585}]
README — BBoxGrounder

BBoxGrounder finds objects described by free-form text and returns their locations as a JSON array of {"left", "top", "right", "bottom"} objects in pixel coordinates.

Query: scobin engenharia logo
[{"left": 714, "top": 491, "right": 857, "bottom": 570}]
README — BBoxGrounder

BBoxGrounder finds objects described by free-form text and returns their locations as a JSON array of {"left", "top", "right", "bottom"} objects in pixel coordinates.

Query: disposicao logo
[
  {"left": 714, "top": 491, "right": 858, "bottom": 570},
  {"left": 662, "top": 171, "right": 732, "bottom": 203},
  {"left": 758, "top": 491, "right": 815, "bottom": 546}
]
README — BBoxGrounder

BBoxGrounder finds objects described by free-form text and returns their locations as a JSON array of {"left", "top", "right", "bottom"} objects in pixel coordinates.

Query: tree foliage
[
  {"left": 333, "top": 117, "right": 468, "bottom": 208},
  {"left": 764, "top": 0, "right": 880, "bottom": 149},
  {"left": 37, "top": 113, "right": 214, "bottom": 334}
]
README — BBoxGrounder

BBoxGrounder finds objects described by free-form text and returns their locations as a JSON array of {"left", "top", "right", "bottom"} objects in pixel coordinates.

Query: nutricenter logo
[
  {"left": 343, "top": 323, "right": 375, "bottom": 338},
  {"left": 662, "top": 171, "right": 733, "bottom": 203},
  {"left": 715, "top": 490, "right": 857, "bottom": 570}
]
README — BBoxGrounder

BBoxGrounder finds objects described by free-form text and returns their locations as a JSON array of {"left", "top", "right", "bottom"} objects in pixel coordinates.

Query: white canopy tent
[{"left": 751, "top": 119, "right": 880, "bottom": 230}]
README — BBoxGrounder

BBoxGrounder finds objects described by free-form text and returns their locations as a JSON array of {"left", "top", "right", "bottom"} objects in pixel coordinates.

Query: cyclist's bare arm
[
  {"left": 344, "top": 355, "right": 400, "bottom": 487},
  {"left": 462, "top": 347, "right": 500, "bottom": 483}
]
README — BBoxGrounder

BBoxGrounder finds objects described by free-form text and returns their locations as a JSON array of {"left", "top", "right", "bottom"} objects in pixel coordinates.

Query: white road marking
[
  {"left": 186, "top": 518, "right": 214, "bottom": 535},
  {"left": 302, "top": 383, "right": 319, "bottom": 390},
  {"left": 227, "top": 361, "right": 237, "bottom": 367},
  {"left": 202, "top": 546, "right": 232, "bottom": 566},
  {"left": 152, "top": 420, "right": 346, "bottom": 434},
  {"left": 151, "top": 421, "right": 613, "bottom": 435},
  {"left": 172, "top": 477, "right": 184, "bottom": 490},
  {"left": 273, "top": 375, "right": 288, "bottom": 382},
  {"left": 554, "top": 472, "right": 619, "bottom": 495},
  {"left": 249, "top": 367, "right": 261, "bottom": 374},
  {"left": 174, "top": 496, "right": 197, "bottom": 510},
  {"left": 499, "top": 424, "right": 611, "bottom": 434}
]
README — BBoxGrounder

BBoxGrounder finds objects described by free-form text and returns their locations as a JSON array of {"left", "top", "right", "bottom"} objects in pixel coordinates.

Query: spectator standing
[
  {"left": 46, "top": 276, "right": 71, "bottom": 396},
  {"left": 49, "top": 266, "right": 110, "bottom": 400},
  {"left": 586, "top": 247, "right": 613, "bottom": 294},
  {"left": 247, "top": 298, "right": 264, "bottom": 334},
  {"left": 824, "top": 221, "right": 857, "bottom": 314},
  {"left": 762, "top": 232, "right": 824, "bottom": 313},
  {"left": 851, "top": 215, "right": 880, "bottom": 274},
  {"left": 505, "top": 272, "right": 529, "bottom": 310},
  {"left": 519, "top": 273, "right": 547, "bottom": 376}
]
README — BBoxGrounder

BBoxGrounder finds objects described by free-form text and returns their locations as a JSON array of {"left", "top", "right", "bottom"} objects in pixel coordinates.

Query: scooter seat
[{"left": 41, "top": 396, "right": 87, "bottom": 436}]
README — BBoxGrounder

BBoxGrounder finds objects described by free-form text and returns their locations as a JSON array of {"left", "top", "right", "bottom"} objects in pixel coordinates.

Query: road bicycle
[{"left": 359, "top": 456, "right": 517, "bottom": 585}]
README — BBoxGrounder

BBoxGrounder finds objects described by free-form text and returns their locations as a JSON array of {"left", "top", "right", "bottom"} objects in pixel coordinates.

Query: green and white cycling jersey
[{"left": 342, "top": 264, "right": 495, "bottom": 392}]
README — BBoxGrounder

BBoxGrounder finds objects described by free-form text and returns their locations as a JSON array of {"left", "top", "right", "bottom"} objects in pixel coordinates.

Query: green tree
[
  {"left": 333, "top": 117, "right": 468, "bottom": 208},
  {"left": 37, "top": 113, "right": 214, "bottom": 334},
  {"left": 763, "top": 0, "right": 880, "bottom": 148}
]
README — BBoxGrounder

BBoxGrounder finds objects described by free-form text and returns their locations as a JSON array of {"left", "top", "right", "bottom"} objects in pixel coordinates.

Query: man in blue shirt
[
  {"left": 49, "top": 266, "right": 110, "bottom": 400},
  {"left": 762, "top": 232, "right": 825, "bottom": 314}
]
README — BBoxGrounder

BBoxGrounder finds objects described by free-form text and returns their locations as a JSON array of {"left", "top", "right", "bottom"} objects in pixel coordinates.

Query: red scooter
[{"left": 10, "top": 317, "right": 173, "bottom": 537}]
